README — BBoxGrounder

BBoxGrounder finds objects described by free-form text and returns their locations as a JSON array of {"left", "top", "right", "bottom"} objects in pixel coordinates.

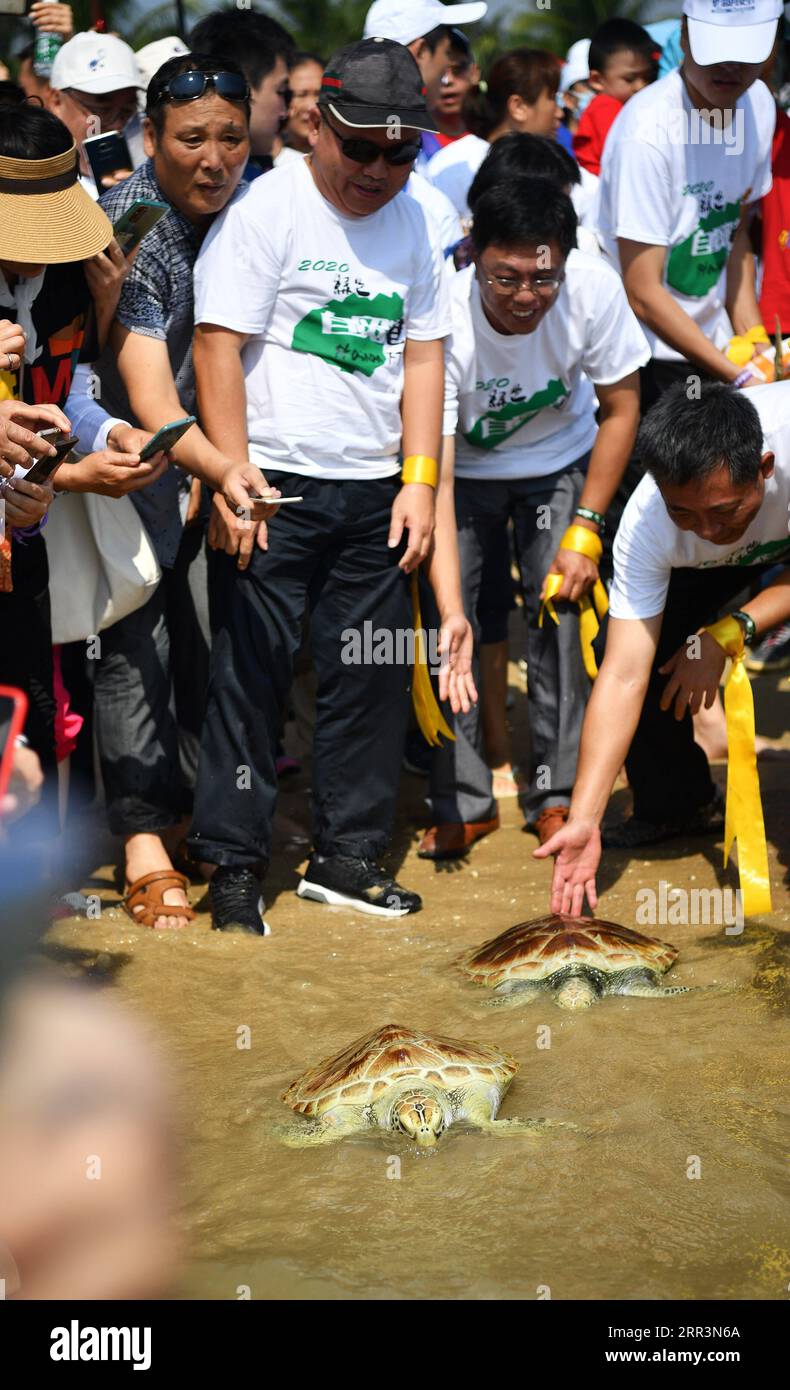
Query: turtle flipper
[
  {"left": 619, "top": 982, "right": 694, "bottom": 999},
  {"left": 460, "top": 1081, "right": 578, "bottom": 1136},
  {"left": 482, "top": 982, "right": 543, "bottom": 1010},
  {"left": 275, "top": 1108, "right": 365, "bottom": 1147}
]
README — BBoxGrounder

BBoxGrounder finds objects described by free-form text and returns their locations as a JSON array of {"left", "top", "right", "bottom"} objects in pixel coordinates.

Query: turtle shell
[
  {"left": 457, "top": 914, "right": 678, "bottom": 988},
  {"left": 281, "top": 1023, "right": 518, "bottom": 1117}
]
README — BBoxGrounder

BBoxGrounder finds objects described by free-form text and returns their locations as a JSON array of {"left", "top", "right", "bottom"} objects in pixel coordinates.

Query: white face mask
[{"left": 573, "top": 88, "right": 596, "bottom": 118}]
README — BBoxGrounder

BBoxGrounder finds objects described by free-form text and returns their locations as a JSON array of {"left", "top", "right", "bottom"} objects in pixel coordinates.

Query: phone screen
[{"left": 113, "top": 200, "right": 168, "bottom": 256}]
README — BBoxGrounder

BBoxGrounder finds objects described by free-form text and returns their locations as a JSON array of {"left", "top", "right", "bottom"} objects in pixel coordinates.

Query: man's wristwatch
[{"left": 731, "top": 610, "right": 757, "bottom": 646}]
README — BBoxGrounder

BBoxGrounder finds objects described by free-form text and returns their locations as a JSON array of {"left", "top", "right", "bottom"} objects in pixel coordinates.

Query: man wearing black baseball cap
[{"left": 187, "top": 39, "right": 475, "bottom": 931}]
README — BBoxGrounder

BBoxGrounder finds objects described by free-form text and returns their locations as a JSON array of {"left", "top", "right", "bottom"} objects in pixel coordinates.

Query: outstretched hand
[
  {"left": 437, "top": 612, "right": 477, "bottom": 715},
  {"left": 533, "top": 817, "right": 601, "bottom": 917}
]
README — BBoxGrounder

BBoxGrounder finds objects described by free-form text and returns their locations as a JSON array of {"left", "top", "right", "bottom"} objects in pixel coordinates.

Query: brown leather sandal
[{"left": 122, "top": 870, "right": 196, "bottom": 929}]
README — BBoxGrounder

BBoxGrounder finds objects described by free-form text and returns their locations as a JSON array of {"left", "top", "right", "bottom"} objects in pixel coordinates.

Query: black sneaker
[
  {"left": 745, "top": 622, "right": 790, "bottom": 673},
  {"left": 209, "top": 867, "right": 271, "bottom": 935},
  {"left": 296, "top": 853, "right": 422, "bottom": 917},
  {"left": 602, "top": 787, "right": 725, "bottom": 850}
]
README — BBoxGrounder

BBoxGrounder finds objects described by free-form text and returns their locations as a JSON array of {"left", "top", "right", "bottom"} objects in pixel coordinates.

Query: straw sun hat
[{"left": 0, "top": 144, "right": 112, "bottom": 265}]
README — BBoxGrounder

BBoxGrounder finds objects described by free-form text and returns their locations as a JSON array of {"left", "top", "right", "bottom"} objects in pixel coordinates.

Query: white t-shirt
[
  {"left": 595, "top": 69, "right": 774, "bottom": 362},
  {"left": 273, "top": 145, "right": 305, "bottom": 168},
  {"left": 572, "top": 166, "right": 599, "bottom": 229},
  {"left": 426, "top": 133, "right": 488, "bottom": 219},
  {"left": 406, "top": 171, "right": 463, "bottom": 256},
  {"left": 610, "top": 381, "right": 790, "bottom": 620},
  {"left": 193, "top": 157, "right": 451, "bottom": 479},
  {"left": 444, "top": 252, "right": 650, "bottom": 480}
]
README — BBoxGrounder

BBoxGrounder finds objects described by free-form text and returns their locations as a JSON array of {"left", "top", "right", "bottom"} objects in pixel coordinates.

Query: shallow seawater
[{"left": 45, "top": 673, "right": 790, "bottom": 1301}]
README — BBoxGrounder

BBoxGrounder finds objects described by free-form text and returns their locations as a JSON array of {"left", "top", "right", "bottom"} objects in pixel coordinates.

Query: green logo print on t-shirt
[
  {"left": 292, "top": 292, "right": 405, "bottom": 376},
  {"left": 666, "top": 199, "right": 740, "bottom": 299},
  {"left": 465, "top": 378, "right": 569, "bottom": 449}
]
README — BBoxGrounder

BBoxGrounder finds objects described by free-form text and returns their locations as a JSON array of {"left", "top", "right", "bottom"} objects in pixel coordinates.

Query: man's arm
[
  {"left": 545, "top": 373, "right": 641, "bottom": 603},
  {"left": 725, "top": 205, "right": 763, "bottom": 338},
  {"left": 533, "top": 613, "right": 662, "bottom": 914},
  {"left": 619, "top": 240, "right": 742, "bottom": 383},
  {"left": 389, "top": 337, "right": 444, "bottom": 572},
  {"left": 423, "top": 434, "right": 477, "bottom": 714}
]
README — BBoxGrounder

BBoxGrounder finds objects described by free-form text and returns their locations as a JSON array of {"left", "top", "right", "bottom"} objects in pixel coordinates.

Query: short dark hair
[
  {"left": 290, "top": 50, "right": 325, "bottom": 71},
  {"left": 0, "top": 103, "right": 73, "bottom": 159},
  {"left": 464, "top": 48, "right": 561, "bottom": 140},
  {"left": 0, "top": 80, "right": 26, "bottom": 106},
  {"left": 470, "top": 175, "right": 577, "bottom": 260},
  {"left": 637, "top": 383, "right": 765, "bottom": 488},
  {"left": 188, "top": 9, "right": 295, "bottom": 89},
  {"left": 146, "top": 54, "right": 251, "bottom": 134},
  {"left": 422, "top": 23, "right": 471, "bottom": 57},
  {"left": 469, "top": 133, "right": 579, "bottom": 212},
  {"left": 589, "top": 18, "right": 657, "bottom": 75}
]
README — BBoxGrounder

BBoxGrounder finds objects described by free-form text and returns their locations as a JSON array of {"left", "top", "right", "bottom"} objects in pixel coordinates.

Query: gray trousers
[
  {"left": 93, "top": 522, "right": 211, "bottom": 836},
  {"left": 430, "top": 459, "right": 591, "bottom": 824}
]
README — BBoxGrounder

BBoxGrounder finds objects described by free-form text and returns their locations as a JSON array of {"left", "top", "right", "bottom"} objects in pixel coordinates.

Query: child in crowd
[{"left": 573, "top": 18, "right": 657, "bottom": 177}]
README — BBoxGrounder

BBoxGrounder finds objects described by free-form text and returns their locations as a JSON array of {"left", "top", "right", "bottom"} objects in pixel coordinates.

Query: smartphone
[
  {"left": 0, "top": 686, "right": 29, "bottom": 807},
  {"left": 113, "top": 198, "right": 168, "bottom": 256},
  {"left": 23, "top": 430, "right": 79, "bottom": 484},
  {"left": 247, "top": 494, "right": 304, "bottom": 504},
  {"left": 139, "top": 416, "right": 196, "bottom": 461},
  {"left": 83, "top": 131, "right": 133, "bottom": 190}
]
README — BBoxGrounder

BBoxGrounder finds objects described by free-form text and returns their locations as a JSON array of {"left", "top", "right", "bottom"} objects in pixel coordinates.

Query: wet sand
[{"left": 44, "top": 666, "right": 790, "bottom": 1300}]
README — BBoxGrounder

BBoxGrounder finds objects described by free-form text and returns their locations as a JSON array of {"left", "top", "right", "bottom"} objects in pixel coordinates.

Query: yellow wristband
[
  {"left": 705, "top": 615, "right": 745, "bottom": 660},
  {"left": 558, "top": 523, "right": 603, "bottom": 564},
  {"left": 746, "top": 324, "right": 770, "bottom": 344},
  {"left": 402, "top": 455, "right": 438, "bottom": 488}
]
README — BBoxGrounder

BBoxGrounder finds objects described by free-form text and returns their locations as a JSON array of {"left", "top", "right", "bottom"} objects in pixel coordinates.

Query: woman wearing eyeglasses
[{"left": 418, "top": 174, "right": 649, "bottom": 862}]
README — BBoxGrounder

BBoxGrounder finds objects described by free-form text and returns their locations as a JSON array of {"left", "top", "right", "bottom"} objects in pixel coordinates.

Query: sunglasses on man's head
[
  {"left": 321, "top": 112, "right": 421, "bottom": 167},
  {"left": 158, "top": 71, "right": 250, "bottom": 104}
]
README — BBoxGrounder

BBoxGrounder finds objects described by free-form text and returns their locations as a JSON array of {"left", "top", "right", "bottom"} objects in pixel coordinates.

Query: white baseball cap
[
  {"left": 50, "top": 31, "right": 142, "bottom": 94},
  {"left": 363, "top": 0, "right": 488, "bottom": 47},
  {"left": 683, "top": 0, "right": 782, "bottom": 65},
  {"left": 135, "top": 37, "right": 189, "bottom": 91},
  {"left": 559, "top": 37, "right": 591, "bottom": 93}
]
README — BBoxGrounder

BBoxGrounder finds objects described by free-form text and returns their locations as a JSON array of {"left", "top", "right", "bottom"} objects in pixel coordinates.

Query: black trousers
[
  {"left": 0, "top": 535, "right": 58, "bottom": 839},
  {"left": 188, "top": 474, "right": 412, "bottom": 873},
  {"left": 620, "top": 564, "right": 768, "bottom": 822},
  {"left": 93, "top": 521, "right": 211, "bottom": 836}
]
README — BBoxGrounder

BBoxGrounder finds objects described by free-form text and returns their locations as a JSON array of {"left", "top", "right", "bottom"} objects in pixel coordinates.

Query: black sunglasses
[
  {"left": 159, "top": 71, "right": 250, "bottom": 104},
  {"left": 321, "top": 112, "right": 421, "bottom": 167}
]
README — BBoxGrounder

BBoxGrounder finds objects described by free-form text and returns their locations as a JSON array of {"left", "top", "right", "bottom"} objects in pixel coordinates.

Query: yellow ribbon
[
  {"left": 726, "top": 324, "right": 771, "bottom": 365},
  {"left": 538, "top": 524, "right": 609, "bottom": 680},
  {"left": 410, "top": 571, "right": 455, "bottom": 747},
  {"left": 705, "top": 616, "right": 772, "bottom": 917}
]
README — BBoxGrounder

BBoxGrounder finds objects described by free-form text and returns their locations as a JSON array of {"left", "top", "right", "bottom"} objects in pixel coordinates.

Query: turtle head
[
  {"left": 390, "top": 1090, "right": 445, "bottom": 1147},
  {"left": 554, "top": 973, "right": 599, "bottom": 1011}
]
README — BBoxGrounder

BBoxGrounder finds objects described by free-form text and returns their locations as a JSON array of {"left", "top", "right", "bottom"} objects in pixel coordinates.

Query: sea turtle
[
  {"left": 277, "top": 1023, "right": 566, "bottom": 1147},
  {"left": 457, "top": 914, "right": 691, "bottom": 1011}
]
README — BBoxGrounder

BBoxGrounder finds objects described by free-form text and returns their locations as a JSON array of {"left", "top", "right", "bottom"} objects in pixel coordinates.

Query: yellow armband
[
  {"left": 538, "top": 524, "right": 608, "bottom": 680},
  {"left": 704, "top": 616, "right": 771, "bottom": 917},
  {"left": 401, "top": 455, "right": 438, "bottom": 488}
]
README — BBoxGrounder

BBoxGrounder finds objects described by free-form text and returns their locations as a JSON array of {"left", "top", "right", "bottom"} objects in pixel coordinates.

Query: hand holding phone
[
  {"left": 24, "top": 430, "right": 79, "bottom": 484},
  {"left": 82, "top": 131, "right": 133, "bottom": 191}
]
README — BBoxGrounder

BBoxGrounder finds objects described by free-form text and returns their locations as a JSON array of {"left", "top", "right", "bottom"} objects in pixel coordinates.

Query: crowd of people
[{"left": 2, "top": 0, "right": 790, "bottom": 936}]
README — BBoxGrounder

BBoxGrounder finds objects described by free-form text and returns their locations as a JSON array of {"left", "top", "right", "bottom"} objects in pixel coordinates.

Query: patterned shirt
[{"left": 95, "top": 161, "right": 204, "bottom": 568}]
